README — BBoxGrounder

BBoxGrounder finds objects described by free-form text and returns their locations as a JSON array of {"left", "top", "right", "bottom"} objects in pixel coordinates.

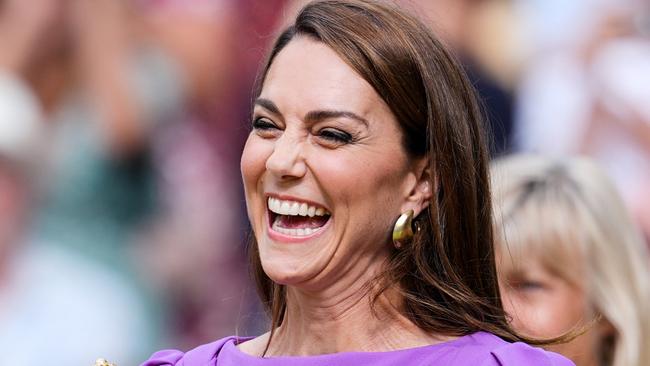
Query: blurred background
[{"left": 0, "top": 0, "right": 647, "bottom": 364}]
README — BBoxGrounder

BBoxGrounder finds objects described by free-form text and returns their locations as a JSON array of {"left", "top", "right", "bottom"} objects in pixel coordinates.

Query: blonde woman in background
[{"left": 491, "top": 155, "right": 650, "bottom": 366}]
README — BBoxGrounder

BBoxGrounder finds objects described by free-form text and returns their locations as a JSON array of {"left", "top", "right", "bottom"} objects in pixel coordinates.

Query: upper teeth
[{"left": 268, "top": 197, "right": 330, "bottom": 217}]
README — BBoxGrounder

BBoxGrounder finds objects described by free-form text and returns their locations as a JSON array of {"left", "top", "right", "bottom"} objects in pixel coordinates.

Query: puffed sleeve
[{"left": 487, "top": 342, "right": 575, "bottom": 366}]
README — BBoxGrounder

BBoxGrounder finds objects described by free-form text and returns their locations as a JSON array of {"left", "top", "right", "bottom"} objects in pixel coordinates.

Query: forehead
[{"left": 260, "top": 37, "right": 393, "bottom": 120}]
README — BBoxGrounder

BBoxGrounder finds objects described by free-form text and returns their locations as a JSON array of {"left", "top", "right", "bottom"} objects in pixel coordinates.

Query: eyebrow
[
  {"left": 304, "top": 110, "right": 369, "bottom": 127},
  {"left": 255, "top": 98, "right": 281, "bottom": 115},
  {"left": 254, "top": 98, "right": 369, "bottom": 127}
]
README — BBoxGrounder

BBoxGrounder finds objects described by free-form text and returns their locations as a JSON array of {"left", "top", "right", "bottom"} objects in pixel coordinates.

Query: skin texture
[
  {"left": 498, "top": 255, "right": 603, "bottom": 366},
  {"left": 239, "top": 37, "right": 434, "bottom": 356}
]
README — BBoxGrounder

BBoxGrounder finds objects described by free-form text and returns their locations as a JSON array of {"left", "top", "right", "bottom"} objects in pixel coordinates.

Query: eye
[
  {"left": 516, "top": 281, "right": 544, "bottom": 291},
  {"left": 316, "top": 128, "right": 354, "bottom": 145},
  {"left": 509, "top": 279, "right": 546, "bottom": 293},
  {"left": 251, "top": 117, "right": 280, "bottom": 138},
  {"left": 252, "top": 117, "right": 278, "bottom": 130}
]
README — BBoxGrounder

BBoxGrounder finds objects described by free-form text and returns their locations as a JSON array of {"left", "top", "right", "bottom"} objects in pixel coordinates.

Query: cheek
[
  {"left": 500, "top": 289, "right": 536, "bottom": 333},
  {"left": 544, "top": 286, "right": 589, "bottom": 334},
  {"left": 325, "top": 147, "right": 405, "bottom": 194},
  {"left": 504, "top": 286, "right": 588, "bottom": 338},
  {"left": 504, "top": 295, "right": 555, "bottom": 336},
  {"left": 313, "top": 151, "right": 405, "bottom": 221},
  {"left": 241, "top": 136, "right": 270, "bottom": 191},
  {"left": 240, "top": 136, "right": 273, "bottom": 225}
]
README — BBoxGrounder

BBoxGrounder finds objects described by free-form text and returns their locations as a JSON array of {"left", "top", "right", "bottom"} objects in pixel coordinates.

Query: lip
[{"left": 265, "top": 193, "right": 331, "bottom": 243}]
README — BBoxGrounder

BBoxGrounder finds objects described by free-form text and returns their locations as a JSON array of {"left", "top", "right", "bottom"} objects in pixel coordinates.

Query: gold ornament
[{"left": 392, "top": 210, "right": 414, "bottom": 248}]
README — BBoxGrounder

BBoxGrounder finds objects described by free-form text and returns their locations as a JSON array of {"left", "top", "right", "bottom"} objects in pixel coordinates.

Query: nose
[{"left": 265, "top": 132, "right": 307, "bottom": 180}]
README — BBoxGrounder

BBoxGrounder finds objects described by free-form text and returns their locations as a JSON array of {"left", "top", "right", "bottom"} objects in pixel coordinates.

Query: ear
[{"left": 401, "top": 157, "right": 433, "bottom": 217}]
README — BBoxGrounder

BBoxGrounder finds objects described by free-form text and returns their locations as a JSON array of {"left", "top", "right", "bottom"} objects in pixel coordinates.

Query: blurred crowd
[
  {"left": 0, "top": 0, "right": 648, "bottom": 365},
  {"left": 0, "top": 0, "right": 284, "bottom": 363},
  {"left": 413, "top": 0, "right": 650, "bottom": 239}
]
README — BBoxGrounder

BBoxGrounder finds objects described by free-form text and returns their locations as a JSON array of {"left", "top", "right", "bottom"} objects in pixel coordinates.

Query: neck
[{"left": 263, "top": 275, "right": 448, "bottom": 356}]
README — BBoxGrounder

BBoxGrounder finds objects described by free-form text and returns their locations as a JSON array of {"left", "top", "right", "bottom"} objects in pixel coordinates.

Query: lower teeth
[{"left": 272, "top": 222, "right": 322, "bottom": 236}]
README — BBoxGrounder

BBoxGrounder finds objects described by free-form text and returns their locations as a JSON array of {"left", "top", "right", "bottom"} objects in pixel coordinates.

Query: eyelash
[
  {"left": 251, "top": 116, "right": 356, "bottom": 145},
  {"left": 251, "top": 117, "right": 277, "bottom": 130},
  {"left": 317, "top": 128, "right": 354, "bottom": 144}
]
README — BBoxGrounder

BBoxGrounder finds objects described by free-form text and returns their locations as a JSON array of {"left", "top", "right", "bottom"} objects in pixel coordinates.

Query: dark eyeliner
[
  {"left": 251, "top": 117, "right": 276, "bottom": 130},
  {"left": 319, "top": 128, "right": 354, "bottom": 143}
]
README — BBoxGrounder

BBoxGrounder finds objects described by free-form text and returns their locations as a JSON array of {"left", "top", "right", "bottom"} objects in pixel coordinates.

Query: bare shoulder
[{"left": 236, "top": 332, "right": 271, "bottom": 356}]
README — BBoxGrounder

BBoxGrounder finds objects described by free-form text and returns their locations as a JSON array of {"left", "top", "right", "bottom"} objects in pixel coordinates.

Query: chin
[{"left": 260, "top": 255, "right": 317, "bottom": 286}]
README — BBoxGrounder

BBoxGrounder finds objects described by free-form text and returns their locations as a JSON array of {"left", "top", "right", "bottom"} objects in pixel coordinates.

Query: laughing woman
[{"left": 141, "top": 1, "right": 573, "bottom": 365}]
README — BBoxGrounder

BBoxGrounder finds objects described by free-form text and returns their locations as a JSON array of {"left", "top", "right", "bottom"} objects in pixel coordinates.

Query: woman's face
[
  {"left": 498, "top": 254, "right": 603, "bottom": 366},
  {"left": 241, "top": 37, "right": 426, "bottom": 292}
]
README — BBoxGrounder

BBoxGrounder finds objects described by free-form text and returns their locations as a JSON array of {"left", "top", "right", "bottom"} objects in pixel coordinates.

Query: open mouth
[{"left": 267, "top": 196, "right": 331, "bottom": 237}]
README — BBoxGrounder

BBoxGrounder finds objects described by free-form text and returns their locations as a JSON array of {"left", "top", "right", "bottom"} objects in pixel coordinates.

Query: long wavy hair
[{"left": 247, "top": 0, "right": 530, "bottom": 350}]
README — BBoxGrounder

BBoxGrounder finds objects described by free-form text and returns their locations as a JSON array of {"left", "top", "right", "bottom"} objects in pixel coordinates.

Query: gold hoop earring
[{"left": 392, "top": 210, "right": 414, "bottom": 249}]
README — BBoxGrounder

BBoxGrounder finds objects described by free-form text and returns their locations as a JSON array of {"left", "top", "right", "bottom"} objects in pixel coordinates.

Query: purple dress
[{"left": 141, "top": 332, "right": 574, "bottom": 366}]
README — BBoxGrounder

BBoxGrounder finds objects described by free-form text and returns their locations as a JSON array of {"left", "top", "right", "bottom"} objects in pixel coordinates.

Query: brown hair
[{"left": 249, "top": 0, "right": 524, "bottom": 349}]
